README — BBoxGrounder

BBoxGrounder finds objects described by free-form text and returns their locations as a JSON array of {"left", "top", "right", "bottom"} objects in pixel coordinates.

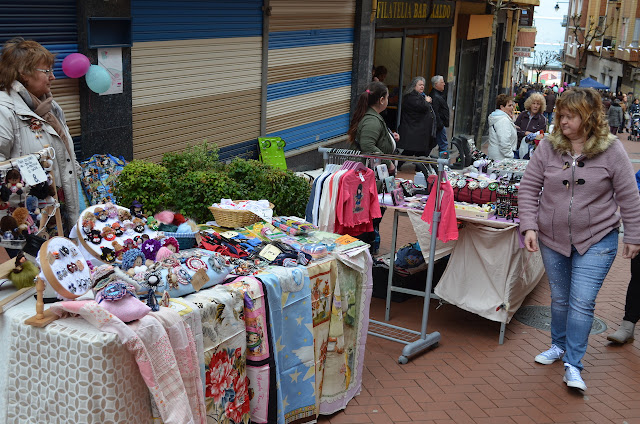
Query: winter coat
[
  {"left": 487, "top": 109, "right": 517, "bottom": 161},
  {"left": 428, "top": 88, "right": 449, "bottom": 131},
  {"left": 629, "top": 103, "right": 640, "bottom": 116},
  {"left": 544, "top": 91, "right": 556, "bottom": 114},
  {"left": 514, "top": 111, "right": 547, "bottom": 148},
  {"left": 0, "top": 81, "right": 80, "bottom": 224},
  {"left": 607, "top": 103, "right": 623, "bottom": 128},
  {"left": 356, "top": 108, "right": 395, "bottom": 170},
  {"left": 518, "top": 133, "right": 640, "bottom": 257},
  {"left": 397, "top": 90, "right": 436, "bottom": 153}
]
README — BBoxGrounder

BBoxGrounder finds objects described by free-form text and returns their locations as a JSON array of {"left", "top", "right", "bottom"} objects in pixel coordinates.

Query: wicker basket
[{"left": 208, "top": 201, "right": 274, "bottom": 228}]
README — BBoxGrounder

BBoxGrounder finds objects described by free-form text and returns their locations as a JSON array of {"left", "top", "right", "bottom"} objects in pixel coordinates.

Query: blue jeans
[
  {"left": 436, "top": 127, "right": 448, "bottom": 154},
  {"left": 539, "top": 230, "right": 618, "bottom": 370},
  {"left": 544, "top": 111, "right": 553, "bottom": 127}
]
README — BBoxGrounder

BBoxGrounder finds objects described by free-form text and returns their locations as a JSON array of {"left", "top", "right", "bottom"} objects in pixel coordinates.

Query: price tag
[
  {"left": 191, "top": 268, "right": 210, "bottom": 292},
  {"left": 220, "top": 231, "right": 239, "bottom": 239},
  {"left": 335, "top": 234, "right": 358, "bottom": 245},
  {"left": 15, "top": 155, "right": 47, "bottom": 186},
  {"left": 259, "top": 244, "right": 282, "bottom": 262}
]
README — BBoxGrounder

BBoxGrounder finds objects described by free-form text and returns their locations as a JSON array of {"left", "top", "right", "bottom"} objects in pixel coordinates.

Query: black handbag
[{"left": 23, "top": 233, "right": 47, "bottom": 257}]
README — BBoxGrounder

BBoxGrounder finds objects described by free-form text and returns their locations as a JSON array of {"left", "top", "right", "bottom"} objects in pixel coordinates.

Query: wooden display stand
[{"left": 0, "top": 145, "right": 67, "bottom": 327}]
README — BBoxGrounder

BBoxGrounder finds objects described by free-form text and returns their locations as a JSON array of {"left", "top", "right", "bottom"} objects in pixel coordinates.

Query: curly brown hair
[
  {"left": 495, "top": 93, "right": 514, "bottom": 109},
  {"left": 524, "top": 92, "right": 546, "bottom": 113},
  {"left": 0, "top": 37, "right": 55, "bottom": 92},
  {"left": 550, "top": 87, "right": 610, "bottom": 149}
]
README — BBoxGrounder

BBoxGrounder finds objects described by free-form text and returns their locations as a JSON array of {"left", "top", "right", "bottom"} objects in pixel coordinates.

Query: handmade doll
[
  {"left": 122, "top": 219, "right": 134, "bottom": 235},
  {"left": 0, "top": 215, "right": 18, "bottom": 240},
  {"left": 162, "top": 237, "right": 180, "bottom": 253},
  {"left": 112, "top": 241, "right": 125, "bottom": 260},
  {"left": 12, "top": 207, "right": 32, "bottom": 235},
  {"left": 123, "top": 238, "right": 135, "bottom": 251},
  {"left": 132, "top": 217, "right": 145, "bottom": 233},
  {"left": 145, "top": 216, "right": 159, "bottom": 231},
  {"left": 121, "top": 248, "right": 149, "bottom": 276},
  {"left": 88, "top": 229, "right": 102, "bottom": 245},
  {"left": 141, "top": 238, "right": 162, "bottom": 262},
  {"left": 8, "top": 251, "right": 39, "bottom": 289},
  {"left": 111, "top": 222, "right": 123, "bottom": 237},
  {"left": 104, "top": 202, "right": 119, "bottom": 220},
  {"left": 5, "top": 169, "right": 23, "bottom": 195},
  {"left": 118, "top": 209, "right": 132, "bottom": 222},
  {"left": 101, "top": 225, "right": 117, "bottom": 241},
  {"left": 82, "top": 216, "right": 96, "bottom": 235},
  {"left": 130, "top": 200, "right": 144, "bottom": 219},
  {"left": 100, "top": 247, "right": 116, "bottom": 263},
  {"left": 94, "top": 207, "right": 108, "bottom": 222},
  {"left": 25, "top": 196, "right": 42, "bottom": 227}
]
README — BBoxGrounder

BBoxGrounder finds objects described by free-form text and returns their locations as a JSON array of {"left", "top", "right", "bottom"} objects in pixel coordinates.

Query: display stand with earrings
[{"left": 0, "top": 145, "right": 66, "bottom": 327}]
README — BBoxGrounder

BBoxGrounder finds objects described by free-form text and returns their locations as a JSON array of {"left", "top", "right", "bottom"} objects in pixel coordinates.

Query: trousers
[
  {"left": 624, "top": 254, "right": 640, "bottom": 323},
  {"left": 539, "top": 230, "right": 618, "bottom": 370}
]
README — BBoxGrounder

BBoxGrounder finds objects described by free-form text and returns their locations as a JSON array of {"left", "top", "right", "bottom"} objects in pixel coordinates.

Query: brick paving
[{"left": 319, "top": 132, "right": 640, "bottom": 424}]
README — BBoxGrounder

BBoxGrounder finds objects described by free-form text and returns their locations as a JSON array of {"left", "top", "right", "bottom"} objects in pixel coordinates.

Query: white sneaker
[
  {"left": 534, "top": 344, "right": 565, "bottom": 365},
  {"left": 563, "top": 363, "right": 587, "bottom": 391}
]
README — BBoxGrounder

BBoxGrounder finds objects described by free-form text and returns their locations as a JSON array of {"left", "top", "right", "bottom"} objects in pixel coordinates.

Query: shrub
[
  {"left": 114, "top": 160, "right": 170, "bottom": 215},
  {"left": 161, "top": 141, "right": 221, "bottom": 176},
  {"left": 170, "top": 170, "right": 243, "bottom": 223}
]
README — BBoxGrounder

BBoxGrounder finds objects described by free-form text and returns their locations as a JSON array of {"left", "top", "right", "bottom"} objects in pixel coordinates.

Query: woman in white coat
[
  {"left": 0, "top": 38, "right": 80, "bottom": 232},
  {"left": 487, "top": 94, "right": 518, "bottom": 160}
]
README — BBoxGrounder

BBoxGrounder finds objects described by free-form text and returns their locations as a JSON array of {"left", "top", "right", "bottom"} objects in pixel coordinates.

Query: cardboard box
[{"left": 454, "top": 205, "right": 494, "bottom": 219}]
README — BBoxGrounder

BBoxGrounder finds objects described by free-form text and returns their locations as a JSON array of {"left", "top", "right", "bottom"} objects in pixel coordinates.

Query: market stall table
[
  {"left": 0, "top": 249, "right": 373, "bottom": 424},
  {"left": 380, "top": 195, "right": 545, "bottom": 344}
]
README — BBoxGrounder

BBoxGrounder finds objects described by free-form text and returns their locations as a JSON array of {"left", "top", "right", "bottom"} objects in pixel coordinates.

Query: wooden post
[{"left": 24, "top": 277, "right": 58, "bottom": 327}]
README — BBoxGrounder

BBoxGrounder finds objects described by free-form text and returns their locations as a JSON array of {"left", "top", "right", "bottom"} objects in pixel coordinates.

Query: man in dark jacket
[
  {"left": 544, "top": 88, "right": 556, "bottom": 128},
  {"left": 429, "top": 75, "right": 450, "bottom": 156}
]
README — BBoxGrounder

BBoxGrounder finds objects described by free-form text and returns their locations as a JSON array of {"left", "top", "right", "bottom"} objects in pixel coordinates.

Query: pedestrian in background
[
  {"left": 397, "top": 76, "right": 436, "bottom": 159},
  {"left": 514, "top": 92, "right": 547, "bottom": 158},
  {"left": 519, "top": 87, "right": 640, "bottom": 392},
  {"left": 544, "top": 87, "right": 556, "bottom": 128},
  {"left": 607, "top": 98, "right": 623, "bottom": 135},
  {"left": 429, "top": 75, "right": 449, "bottom": 157},
  {"left": 487, "top": 94, "right": 517, "bottom": 160}
]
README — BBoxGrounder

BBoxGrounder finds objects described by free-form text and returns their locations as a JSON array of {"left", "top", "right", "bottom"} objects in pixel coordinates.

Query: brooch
[
  {"left": 172, "top": 266, "right": 191, "bottom": 285},
  {"left": 29, "top": 117, "right": 44, "bottom": 139},
  {"left": 185, "top": 257, "right": 207, "bottom": 271}
]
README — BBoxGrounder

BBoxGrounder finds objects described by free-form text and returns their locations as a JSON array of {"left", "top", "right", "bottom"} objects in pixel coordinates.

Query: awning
[{"left": 516, "top": 27, "right": 537, "bottom": 48}]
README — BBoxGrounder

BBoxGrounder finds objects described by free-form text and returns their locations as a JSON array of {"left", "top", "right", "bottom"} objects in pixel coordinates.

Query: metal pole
[
  {"left": 396, "top": 28, "right": 407, "bottom": 130},
  {"left": 259, "top": 0, "right": 271, "bottom": 137}
]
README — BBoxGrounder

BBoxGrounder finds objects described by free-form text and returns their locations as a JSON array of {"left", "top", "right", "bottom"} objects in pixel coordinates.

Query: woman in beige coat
[{"left": 0, "top": 38, "right": 80, "bottom": 232}]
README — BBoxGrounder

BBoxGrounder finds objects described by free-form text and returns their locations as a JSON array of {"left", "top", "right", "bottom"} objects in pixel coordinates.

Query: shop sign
[
  {"left": 376, "top": 0, "right": 455, "bottom": 28},
  {"left": 514, "top": 47, "right": 532, "bottom": 57}
]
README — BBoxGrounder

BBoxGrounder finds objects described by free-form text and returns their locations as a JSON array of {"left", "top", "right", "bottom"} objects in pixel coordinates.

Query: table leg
[
  {"left": 385, "top": 209, "right": 399, "bottom": 322},
  {"left": 499, "top": 322, "right": 506, "bottom": 344}
]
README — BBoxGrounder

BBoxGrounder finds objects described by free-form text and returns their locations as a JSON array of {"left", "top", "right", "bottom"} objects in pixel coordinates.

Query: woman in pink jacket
[{"left": 518, "top": 87, "right": 640, "bottom": 392}]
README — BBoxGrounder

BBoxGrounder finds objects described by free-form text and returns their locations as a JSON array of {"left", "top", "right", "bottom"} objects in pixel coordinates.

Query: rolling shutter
[
  {"left": 0, "top": 1, "right": 81, "bottom": 139},
  {"left": 267, "top": 0, "right": 356, "bottom": 151},
  {"left": 131, "top": 0, "right": 263, "bottom": 163}
]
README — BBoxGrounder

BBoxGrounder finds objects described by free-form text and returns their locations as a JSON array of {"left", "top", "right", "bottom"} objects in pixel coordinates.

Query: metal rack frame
[{"left": 318, "top": 147, "right": 447, "bottom": 363}]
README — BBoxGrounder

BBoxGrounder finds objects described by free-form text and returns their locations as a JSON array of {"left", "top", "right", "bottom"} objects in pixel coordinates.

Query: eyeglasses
[{"left": 35, "top": 68, "right": 54, "bottom": 76}]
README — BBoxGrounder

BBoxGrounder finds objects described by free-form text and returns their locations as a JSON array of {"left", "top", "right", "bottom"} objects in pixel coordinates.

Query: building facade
[{"left": 1, "top": 0, "right": 539, "bottom": 166}]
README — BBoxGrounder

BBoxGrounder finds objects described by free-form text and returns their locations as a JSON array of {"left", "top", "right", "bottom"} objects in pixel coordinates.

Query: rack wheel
[
  {"left": 260, "top": 139, "right": 272, "bottom": 148},
  {"left": 398, "top": 355, "right": 408, "bottom": 364}
]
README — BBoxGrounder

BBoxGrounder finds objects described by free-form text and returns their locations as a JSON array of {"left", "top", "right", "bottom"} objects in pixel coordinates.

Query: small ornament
[{"left": 29, "top": 117, "right": 44, "bottom": 138}]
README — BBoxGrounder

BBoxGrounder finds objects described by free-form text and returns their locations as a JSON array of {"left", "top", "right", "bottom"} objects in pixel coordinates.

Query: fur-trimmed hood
[{"left": 547, "top": 131, "right": 617, "bottom": 159}]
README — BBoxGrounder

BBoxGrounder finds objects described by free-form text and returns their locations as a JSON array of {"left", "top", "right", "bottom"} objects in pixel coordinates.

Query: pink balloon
[
  {"left": 559, "top": 87, "right": 564, "bottom": 93},
  {"left": 563, "top": 82, "right": 568, "bottom": 86},
  {"left": 62, "top": 53, "right": 91, "bottom": 78}
]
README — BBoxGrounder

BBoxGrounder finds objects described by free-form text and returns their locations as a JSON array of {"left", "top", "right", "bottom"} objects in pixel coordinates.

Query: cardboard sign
[
  {"left": 259, "top": 244, "right": 282, "bottom": 262},
  {"left": 191, "top": 268, "right": 210, "bottom": 292},
  {"left": 336, "top": 234, "right": 358, "bottom": 245}
]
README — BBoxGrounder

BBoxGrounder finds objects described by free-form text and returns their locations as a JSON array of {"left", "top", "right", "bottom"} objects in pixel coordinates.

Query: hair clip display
[{"left": 41, "top": 237, "right": 92, "bottom": 300}]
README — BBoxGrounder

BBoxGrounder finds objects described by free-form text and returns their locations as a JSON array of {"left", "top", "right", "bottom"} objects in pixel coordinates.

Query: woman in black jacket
[{"left": 397, "top": 76, "right": 436, "bottom": 158}]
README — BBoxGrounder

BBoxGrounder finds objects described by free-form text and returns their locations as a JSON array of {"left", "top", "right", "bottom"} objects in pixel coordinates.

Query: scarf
[{"left": 15, "top": 82, "right": 73, "bottom": 157}]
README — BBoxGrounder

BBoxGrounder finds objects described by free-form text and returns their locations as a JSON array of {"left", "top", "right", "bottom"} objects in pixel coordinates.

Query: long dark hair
[{"left": 348, "top": 81, "right": 388, "bottom": 143}]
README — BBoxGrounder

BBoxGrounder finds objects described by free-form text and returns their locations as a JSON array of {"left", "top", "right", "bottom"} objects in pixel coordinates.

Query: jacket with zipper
[{"left": 518, "top": 133, "right": 640, "bottom": 257}]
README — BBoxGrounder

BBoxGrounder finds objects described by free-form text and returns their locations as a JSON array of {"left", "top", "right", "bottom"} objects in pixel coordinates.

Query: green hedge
[{"left": 114, "top": 142, "right": 311, "bottom": 223}]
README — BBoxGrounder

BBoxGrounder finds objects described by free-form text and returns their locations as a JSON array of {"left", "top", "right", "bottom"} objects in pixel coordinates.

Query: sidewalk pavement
[{"left": 319, "top": 131, "right": 640, "bottom": 424}]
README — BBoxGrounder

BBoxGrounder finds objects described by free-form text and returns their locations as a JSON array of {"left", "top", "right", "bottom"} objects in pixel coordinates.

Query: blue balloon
[
  {"left": 85, "top": 65, "right": 111, "bottom": 94},
  {"left": 553, "top": 86, "right": 559, "bottom": 93}
]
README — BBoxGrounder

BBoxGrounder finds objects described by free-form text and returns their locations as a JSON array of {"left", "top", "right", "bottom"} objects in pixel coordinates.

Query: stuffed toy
[
  {"left": 12, "top": 207, "right": 32, "bottom": 235},
  {"left": 118, "top": 209, "right": 132, "bottom": 222},
  {"left": 101, "top": 225, "right": 117, "bottom": 241},
  {"left": 25, "top": 196, "right": 41, "bottom": 227},
  {"left": 130, "top": 200, "right": 144, "bottom": 219},
  {"left": 0, "top": 215, "right": 18, "bottom": 240},
  {"left": 5, "top": 169, "right": 23, "bottom": 195},
  {"left": 112, "top": 240, "right": 125, "bottom": 260},
  {"left": 162, "top": 237, "right": 180, "bottom": 253},
  {"left": 8, "top": 251, "right": 39, "bottom": 289},
  {"left": 121, "top": 248, "right": 151, "bottom": 276}
]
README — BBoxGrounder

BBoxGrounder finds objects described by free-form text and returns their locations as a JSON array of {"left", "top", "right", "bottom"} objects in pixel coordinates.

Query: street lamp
[{"left": 554, "top": 2, "right": 569, "bottom": 12}]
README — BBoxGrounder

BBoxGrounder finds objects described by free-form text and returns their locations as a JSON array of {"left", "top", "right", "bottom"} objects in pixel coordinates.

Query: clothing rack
[{"left": 318, "top": 147, "right": 447, "bottom": 363}]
